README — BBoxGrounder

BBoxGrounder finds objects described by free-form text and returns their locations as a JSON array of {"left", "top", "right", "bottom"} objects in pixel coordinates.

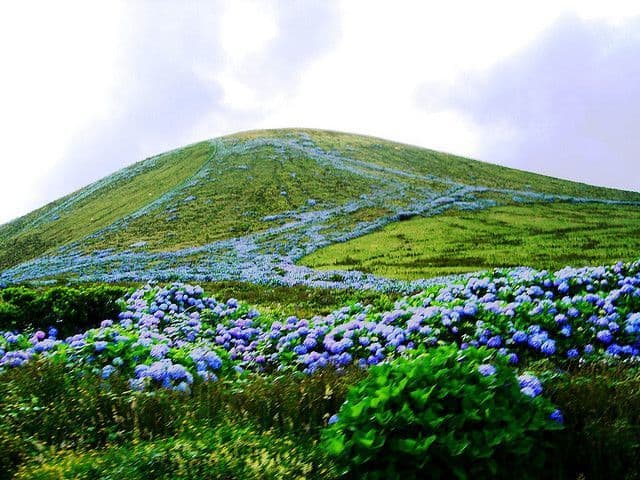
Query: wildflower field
[{"left": 1, "top": 130, "right": 640, "bottom": 478}]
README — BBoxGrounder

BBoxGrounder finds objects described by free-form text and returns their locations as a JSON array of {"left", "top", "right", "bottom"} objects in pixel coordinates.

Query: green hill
[{"left": 1, "top": 129, "right": 639, "bottom": 289}]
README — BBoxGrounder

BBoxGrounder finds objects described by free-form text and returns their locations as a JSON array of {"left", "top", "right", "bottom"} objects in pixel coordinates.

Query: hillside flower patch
[
  {"left": 2, "top": 133, "right": 639, "bottom": 289},
  {"left": 1, "top": 259, "right": 640, "bottom": 392}
]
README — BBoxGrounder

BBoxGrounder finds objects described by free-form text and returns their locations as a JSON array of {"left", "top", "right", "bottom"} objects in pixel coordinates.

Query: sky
[{"left": 0, "top": 1, "right": 639, "bottom": 224}]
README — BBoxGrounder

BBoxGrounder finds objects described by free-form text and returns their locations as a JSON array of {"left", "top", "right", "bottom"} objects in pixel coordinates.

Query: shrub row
[{"left": 0, "top": 285, "right": 127, "bottom": 336}]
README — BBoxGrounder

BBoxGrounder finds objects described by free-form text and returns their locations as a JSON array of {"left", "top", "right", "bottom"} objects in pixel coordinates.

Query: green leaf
[{"left": 324, "top": 433, "right": 346, "bottom": 456}]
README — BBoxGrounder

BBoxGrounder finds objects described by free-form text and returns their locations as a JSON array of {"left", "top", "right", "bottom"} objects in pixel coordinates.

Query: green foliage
[
  {"left": 14, "top": 420, "right": 335, "bottom": 480},
  {"left": 302, "top": 202, "right": 640, "bottom": 280},
  {"left": 0, "top": 359, "right": 363, "bottom": 477},
  {"left": 0, "top": 425, "right": 29, "bottom": 480},
  {"left": 0, "top": 284, "right": 126, "bottom": 336},
  {"left": 202, "top": 280, "right": 399, "bottom": 318},
  {"left": 322, "top": 345, "right": 562, "bottom": 480},
  {"left": 0, "top": 141, "right": 214, "bottom": 270},
  {"left": 545, "top": 364, "right": 640, "bottom": 480}
]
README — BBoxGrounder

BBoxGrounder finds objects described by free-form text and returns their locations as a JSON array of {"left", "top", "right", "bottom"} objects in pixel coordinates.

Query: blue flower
[
  {"left": 478, "top": 364, "right": 497, "bottom": 377},
  {"left": 150, "top": 343, "right": 169, "bottom": 359},
  {"left": 102, "top": 365, "right": 116, "bottom": 379},
  {"left": 540, "top": 340, "right": 556, "bottom": 356},
  {"left": 566, "top": 348, "right": 579, "bottom": 359},
  {"left": 512, "top": 331, "right": 528, "bottom": 343},
  {"left": 549, "top": 409, "right": 563, "bottom": 424},
  {"left": 518, "top": 374, "right": 543, "bottom": 398},
  {"left": 596, "top": 330, "right": 613, "bottom": 344}
]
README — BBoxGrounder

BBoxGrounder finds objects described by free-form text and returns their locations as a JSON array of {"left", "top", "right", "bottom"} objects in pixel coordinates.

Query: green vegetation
[
  {"left": 13, "top": 424, "right": 330, "bottom": 480},
  {"left": 1, "top": 128, "right": 640, "bottom": 478},
  {"left": 2, "top": 129, "right": 639, "bottom": 283},
  {"left": 543, "top": 363, "right": 640, "bottom": 480},
  {"left": 200, "top": 281, "right": 399, "bottom": 318},
  {"left": 5, "top": 351, "right": 640, "bottom": 479},
  {"left": 0, "top": 285, "right": 126, "bottom": 336},
  {"left": 323, "top": 346, "right": 562, "bottom": 480},
  {"left": 0, "top": 141, "right": 214, "bottom": 270},
  {"left": 1, "top": 360, "right": 361, "bottom": 479},
  {"left": 3, "top": 279, "right": 640, "bottom": 478},
  {"left": 306, "top": 129, "right": 640, "bottom": 201},
  {"left": 301, "top": 202, "right": 640, "bottom": 280}
]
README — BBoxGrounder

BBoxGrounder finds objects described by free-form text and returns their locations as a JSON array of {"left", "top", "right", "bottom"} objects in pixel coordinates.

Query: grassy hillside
[
  {"left": 300, "top": 202, "right": 640, "bottom": 280},
  {"left": 0, "top": 129, "right": 638, "bottom": 289}
]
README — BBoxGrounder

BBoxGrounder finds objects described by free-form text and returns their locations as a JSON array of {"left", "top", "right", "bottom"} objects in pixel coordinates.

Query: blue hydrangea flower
[
  {"left": 518, "top": 374, "right": 543, "bottom": 398},
  {"left": 549, "top": 409, "right": 563, "bottom": 424},
  {"left": 102, "top": 365, "right": 116, "bottom": 379},
  {"left": 567, "top": 348, "right": 579, "bottom": 359},
  {"left": 596, "top": 330, "right": 613, "bottom": 344},
  {"left": 478, "top": 364, "right": 497, "bottom": 376}
]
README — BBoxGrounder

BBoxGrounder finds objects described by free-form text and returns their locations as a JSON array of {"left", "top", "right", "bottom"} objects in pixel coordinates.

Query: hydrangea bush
[
  {"left": 321, "top": 345, "right": 563, "bottom": 479},
  {"left": 1, "top": 260, "right": 640, "bottom": 392}
]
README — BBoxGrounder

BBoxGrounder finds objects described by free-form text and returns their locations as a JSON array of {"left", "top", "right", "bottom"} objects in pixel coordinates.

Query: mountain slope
[{"left": 1, "top": 128, "right": 639, "bottom": 289}]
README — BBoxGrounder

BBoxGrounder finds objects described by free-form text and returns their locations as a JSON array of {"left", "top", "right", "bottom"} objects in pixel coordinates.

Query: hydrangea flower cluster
[{"left": 1, "top": 259, "right": 640, "bottom": 393}]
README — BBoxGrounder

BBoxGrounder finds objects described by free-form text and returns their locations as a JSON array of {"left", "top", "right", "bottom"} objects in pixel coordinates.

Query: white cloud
[{"left": 0, "top": 1, "right": 122, "bottom": 220}]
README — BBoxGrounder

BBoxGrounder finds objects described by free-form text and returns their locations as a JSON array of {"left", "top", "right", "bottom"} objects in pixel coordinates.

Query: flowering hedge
[{"left": 1, "top": 259, "right": 639, "bottom": 393}]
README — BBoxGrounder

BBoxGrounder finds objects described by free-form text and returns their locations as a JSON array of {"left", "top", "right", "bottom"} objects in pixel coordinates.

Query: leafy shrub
[
  {"left": 322, "top": 345, "right": 563, "bottom": 479},
  {"left": 0, "top": 284, "right": 126, "bottom": 335}
]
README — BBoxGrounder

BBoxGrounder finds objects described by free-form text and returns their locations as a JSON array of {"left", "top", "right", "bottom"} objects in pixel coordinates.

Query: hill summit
[{"left": 1, "top": 129, "right": 639, "bottom": 289}]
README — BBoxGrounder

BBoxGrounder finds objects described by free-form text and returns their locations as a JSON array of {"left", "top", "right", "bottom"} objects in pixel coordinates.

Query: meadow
[
  {"left": 3, "top": 259, "right": 640, "bottom": 478},
  {"left": 301, "top": 202, "right": 640, "bottom": 279},
  {"left": 2, "top": 130, "right": 639, "bottom": 291}
]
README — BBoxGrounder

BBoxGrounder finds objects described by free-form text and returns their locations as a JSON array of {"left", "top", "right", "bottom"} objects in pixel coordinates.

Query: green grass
[
  {"left": 300, "top": 202, "right": 640, "bottom": 280},
  {"left": 86, "top": 143, "right": 377, "bottom": 252},
  {"left": 306, "top": 129, "right": 640, "bottom": 201},
  {"left": 0, "top": 141, "right": 214, "bottom": 270}
]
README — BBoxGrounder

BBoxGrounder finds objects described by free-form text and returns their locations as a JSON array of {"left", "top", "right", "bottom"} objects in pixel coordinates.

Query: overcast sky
[{"left": 1, "top": 1, "right": 639, "bottom": 224}]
